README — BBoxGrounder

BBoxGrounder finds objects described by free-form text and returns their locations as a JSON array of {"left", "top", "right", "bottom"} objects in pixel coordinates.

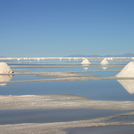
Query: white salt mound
[
  {"left": 116, "top": 62, "right": 134, "bottom": 77},
  {"left": 100, "top": 58, "right": 109, "bottom": 65},
  {"left": 0, "top": 62, "right": 13, "bottom": 74},
  {"left": 81, "top": 59, "right": 91, "bottom": 65}
]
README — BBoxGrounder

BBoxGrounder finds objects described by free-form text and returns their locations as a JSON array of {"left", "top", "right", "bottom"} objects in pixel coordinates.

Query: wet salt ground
[
  {"left": 0, "top": 59, "right": 134, "bottom": 125},
  {"left": 66, "top": 125, "right": 134, "bottom": 134},
  {"left": 0, "top": 109, "right": 130, "bottom": 125}
]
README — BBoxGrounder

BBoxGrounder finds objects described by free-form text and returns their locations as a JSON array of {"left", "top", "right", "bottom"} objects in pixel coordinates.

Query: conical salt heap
[
  {"left": 81, "top": 59, "right": 91, "bottom": 65},
  {"left": 0, "top": 62, "right": 14, "bottom": 86},
  {"left": 100, "top": 58, "right": 109, "bottom": 65},
  {"left": 0, "top": 62, "right": 13, "bottom": 74},
  {"left": 116, "top": 62, "right": 134, "bottom": 77}
]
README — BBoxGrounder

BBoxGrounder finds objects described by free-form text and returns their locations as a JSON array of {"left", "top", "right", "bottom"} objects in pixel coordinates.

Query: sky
[{"left": 0, "top": 0, "right": 134, "bottom": 57}]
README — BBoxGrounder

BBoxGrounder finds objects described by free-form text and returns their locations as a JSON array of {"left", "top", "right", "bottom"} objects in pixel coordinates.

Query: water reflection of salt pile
[
  {"left": 102, "top": 67, "right": 107, "bottom": 70},
  {"left": 0, "top": 75, "right": 13, "bottom": 86},
  {"left": 117, "top": 80, "right": 134, "bottom": 94},
  {"left": 82, "top": 65, "right": 89, "bottom": 70}
]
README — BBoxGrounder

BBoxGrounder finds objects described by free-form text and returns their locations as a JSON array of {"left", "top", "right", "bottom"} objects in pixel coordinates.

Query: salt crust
[{"left": 0, "top": 94, "right": 134, "bottom": 111}]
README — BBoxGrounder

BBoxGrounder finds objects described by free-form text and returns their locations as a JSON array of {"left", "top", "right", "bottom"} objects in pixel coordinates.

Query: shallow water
[
  {"left": 66, "top": 125, "right": 134, "bottom": 134},
  {"left": 0, "top": 109, "right": 129, "bottom": 125},
  {"left": 0, "top": 59, "right": 134, "bottom": 125},
  {"left": 1, "top": 79, "right": 134, "bottom": 101}
]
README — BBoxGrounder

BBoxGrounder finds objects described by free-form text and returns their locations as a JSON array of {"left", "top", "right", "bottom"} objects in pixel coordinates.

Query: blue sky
[{"left": 0, "top": 0, "right": 134, "bottom": 57}]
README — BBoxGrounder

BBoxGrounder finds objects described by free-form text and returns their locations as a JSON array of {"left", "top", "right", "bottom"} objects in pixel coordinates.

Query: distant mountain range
[
  {"left": 1, "top": 53, "right": 134, "bottom": 58},
  {"left": 67, "top": 53, "right": 134, "bottom": 57}
]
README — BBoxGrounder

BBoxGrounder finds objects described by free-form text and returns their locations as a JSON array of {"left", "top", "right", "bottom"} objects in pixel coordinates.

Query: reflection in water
[
  {"left": 117, "top": 80, "right": 134, "bottom": 94},
  {"left": 0, "top": 75, "right": 13, "bottom": 86},
  {"left": 102, "top": 67, "right": 107, "bottom": 70},
  {"left": 82, "top": 65, "right": 89, "bottom": 70}
]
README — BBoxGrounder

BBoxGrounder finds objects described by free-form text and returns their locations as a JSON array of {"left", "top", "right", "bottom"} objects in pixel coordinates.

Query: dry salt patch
[{"left": 0, "top": 94, "right": 134, "bottom": 111}]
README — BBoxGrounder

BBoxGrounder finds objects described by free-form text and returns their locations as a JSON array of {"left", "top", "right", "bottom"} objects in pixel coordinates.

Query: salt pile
[
  {"left": 0, "top": 62, "right": 13, "bottom": 73},
  {"left": 100, "top": 58, "right": 109, "bottom": 65},
  {"left": 116, "top": 62, "right": 134, "bottom": 77},
  {"left": 81, "top": 59, "right": 91, "bottom": 65}
]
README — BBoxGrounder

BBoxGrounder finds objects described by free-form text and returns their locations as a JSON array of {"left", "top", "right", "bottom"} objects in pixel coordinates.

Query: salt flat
[
  {"left": 0, "top": 112, "right": 134, "bottom": 134},
  {"left": 0, "top": 94, "right": 134, "bottom": 110},
  {"left": 0, "top": 57, "right": 134, "bottom": 134}
]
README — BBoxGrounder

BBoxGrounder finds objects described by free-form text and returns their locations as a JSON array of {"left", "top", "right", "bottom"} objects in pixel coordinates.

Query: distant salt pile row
[
  {"left": 81, "top": 58, "right": 109, "bottom": 65},
  {"left": 116, "top": 62, "right": 134, "bottom": 77}
]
